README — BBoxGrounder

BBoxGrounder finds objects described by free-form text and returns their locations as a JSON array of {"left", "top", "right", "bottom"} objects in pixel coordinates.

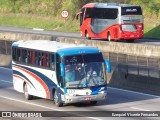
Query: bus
[
  {"left": 76, "top": 2, "right": 143, "bottom": 42},
  {"left": 12, "top": 40, "right": 111, "bottom": 107}
]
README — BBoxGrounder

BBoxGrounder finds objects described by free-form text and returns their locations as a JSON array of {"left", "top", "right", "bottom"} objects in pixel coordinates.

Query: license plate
[
  {"left": 130, "top": 35, "right": 134, "bottom": 37},
  {"left": 84, "top": 97, "right": 92, "bottom": 101}
]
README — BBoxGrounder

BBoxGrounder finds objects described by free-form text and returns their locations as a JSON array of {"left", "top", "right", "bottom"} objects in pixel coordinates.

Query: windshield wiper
[{"left": 77, "top": 74, "right": 87, "bottom": 88}]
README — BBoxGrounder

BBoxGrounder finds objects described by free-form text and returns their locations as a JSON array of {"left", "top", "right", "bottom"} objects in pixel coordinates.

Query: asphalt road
[
  {"left": 0, "top": 67, "right": 160, "bottom": 120},
  {"left": 0, "top": 26, "right": 160, "bottom": 45}
]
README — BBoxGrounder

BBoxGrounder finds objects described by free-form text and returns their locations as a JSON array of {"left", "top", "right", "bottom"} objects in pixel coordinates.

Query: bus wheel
[
  {"left": 24, "top": 84, "right": 33, "bottom": 100},
  {"left": 54, "top": 91, "right": 63, "bottom": 107},
  {"left": 85, "top": 31, "right": 91, "bottom": 40},
  {"left": 127, "top": 39, "right": 134, "bottom": 43},
  {"left": 90, "top": 101, "right": 97, "bottom": 104},
  {"left": 107, "top": 32, "right": 111, "bottom": 41}
]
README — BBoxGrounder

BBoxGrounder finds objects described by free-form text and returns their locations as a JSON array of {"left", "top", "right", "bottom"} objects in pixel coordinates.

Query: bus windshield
[
  {"left": 85, "top": 8, "right": 118, "bottom": 19},
  {"left": 121, "top": 6, "right": 142, "bottom": 15},
  {"left": 63, "top": 54, "right": 106, "bottom": 88}
]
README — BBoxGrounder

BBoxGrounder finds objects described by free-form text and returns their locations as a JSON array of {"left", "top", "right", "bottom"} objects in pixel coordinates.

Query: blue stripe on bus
[
  {"left": 90, "top": 86, "right": 107, "bottom": 95},
  {"left": 13, "top": 70, "right": 36, "bottom": 90},
  {"left": 14, "top": 65, "right": 62, "bottom": 99}
]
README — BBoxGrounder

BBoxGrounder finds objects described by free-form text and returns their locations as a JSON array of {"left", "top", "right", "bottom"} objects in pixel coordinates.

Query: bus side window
[
  {"left": 80, "top": 8, "right": 85, "bottom": 26},
  {"left": 22, "top": 49, "right": 28, "bottom": 63},
  {"left": 49, "top": 54, "right": 54, "bottom": 69},
  {"left": 85, "top": 8, "right": 93, "bottom": 19},
  {"left": 31, "top": 50, "right": 35, "bottom": 65},
  {"left": 35, "top": 51, "right": 41, "bottom": 66},
  {"left": 16, "top": 48, "right": 21, "bottom": 62},
  {"left": 12, "top": 47, "right": 16, "bottom": 61},
  {"left": 27, "top": 50, "right": 31, "bottom": 64},
  {"left": 21, "top": 49, "right": 27, "bottom": 63},
  {"left": 35, "top": 51, "right": 39, "bottom": 65},
  {"left": 42, "top": 52, "right": 47, "bottom": 68},
  {"left": 56, "top": 54, "right": 62, "bottom": 85}
]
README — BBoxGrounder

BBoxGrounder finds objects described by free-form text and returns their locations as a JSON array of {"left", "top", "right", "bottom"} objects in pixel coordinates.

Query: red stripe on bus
[
  {"left": 13, "top": 74, "right": 31, "bottom": 88},
  {"left": 14, "top": 66, "right": 50, "bottom": 99}
]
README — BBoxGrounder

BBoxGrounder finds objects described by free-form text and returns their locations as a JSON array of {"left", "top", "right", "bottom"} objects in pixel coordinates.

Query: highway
[
  {"left": 0, "top": 26, "right": 160, "bottom": 119},
  {"left": 0, "top": 67, "right": 160, "bottom": 120},
  {"left": 0, "top": 26, "right": 160, "bottom": 45}
]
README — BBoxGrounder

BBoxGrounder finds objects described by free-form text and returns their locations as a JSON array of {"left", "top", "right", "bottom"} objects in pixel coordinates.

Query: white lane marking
[
  {"left": 0, "top": 67, "right": 11, "bottom": 70},
  {"left": 0, "top": 95, "right": 61, "bottom": 111},
  {"left": 88, "top": 117, "right": 103, "bottom": 120},
  {"left": 108, "top": 87, "right": 160, "bottom": 98},
  {"left": 0, "top": 80, "right": 12, "bottom": 84},
  {"left": 0, "top": 95, "right": 102, "bottom": 120},
  {"left": 33, "top": 28, "right": 44, "bottom": 31},
  {"left": 87, "top": 117, "right": 102, "bottom": 120},
  {"left": 130, "top": 107, "right": 151, "bottom": 111}
]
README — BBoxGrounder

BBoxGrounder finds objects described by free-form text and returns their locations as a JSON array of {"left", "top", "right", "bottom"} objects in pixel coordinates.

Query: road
[
  {"left": 0, "top": 67, "right": 160, "bottom": 120},
  {"left": 0, "top": 26, "right": 160, "bottom": 45}
]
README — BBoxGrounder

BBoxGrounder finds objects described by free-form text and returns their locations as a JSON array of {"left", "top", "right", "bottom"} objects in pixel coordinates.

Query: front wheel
[
  {"left": 127, "top": 39, "right": 135, "bottom": 43},
  {"left": 85, "top": 31, "right": 91, "bottom": 40},
  {"left": 54, "top": 91, "right": 63, "bottom": 107},
  {"left": 107, "top": 32, "right": 111, "bottom": 42},
  {"left": 90, "top": 101, "right": 97, "bottom": 104},
  {"left": 24, "top": 84, "right": 33, "bottom": 100}
]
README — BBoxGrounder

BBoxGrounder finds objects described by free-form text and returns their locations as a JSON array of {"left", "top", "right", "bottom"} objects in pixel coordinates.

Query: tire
[
  {"left": 24, "top": 84, "right": 33, "bottom": 100},
  {"left": 127, "top": 39, "right": 134, "bottom": 43},
  {"left": 85, "top": 31, "right": 91, "bottom": 40},
  {"left": 107, "top": 32, "right": 111, "bottom": 41},
  {"left": 90, "top": 101, "right": 97, "bottom": 104},
  {"left": 54, "top": 91, "right": 63, "bottom": 107}
]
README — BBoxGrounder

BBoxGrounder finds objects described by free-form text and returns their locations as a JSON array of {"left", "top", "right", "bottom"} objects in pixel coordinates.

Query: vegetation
[{"left": 0, "top": 0, "right": 159, "bottom": 38}]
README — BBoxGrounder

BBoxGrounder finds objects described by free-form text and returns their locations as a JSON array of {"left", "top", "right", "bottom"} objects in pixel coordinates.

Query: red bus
[{"left": 76, "top": 2, "right": 143, "bottom": 42}]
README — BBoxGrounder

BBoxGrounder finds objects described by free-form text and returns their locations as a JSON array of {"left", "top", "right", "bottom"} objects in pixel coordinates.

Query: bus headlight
[{"left": 99, "top": 91, "right": 106, "bottom": 94}]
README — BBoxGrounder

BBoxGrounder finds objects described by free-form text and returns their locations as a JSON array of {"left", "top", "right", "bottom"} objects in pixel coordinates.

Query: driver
[
  {"left": 75, "top": 63, "right": 84, "bottom": 80},
  {"left": 65, "top": 64, "right": 75, "bottom": 82}
]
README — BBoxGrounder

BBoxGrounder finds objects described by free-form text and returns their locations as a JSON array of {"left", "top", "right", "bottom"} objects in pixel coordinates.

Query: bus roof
[
  {"left": 82, "top": 2, "right": 140, "bottom": 8},
  {"left": 12, "top": 40, "right": 101, "bottom": 56}
]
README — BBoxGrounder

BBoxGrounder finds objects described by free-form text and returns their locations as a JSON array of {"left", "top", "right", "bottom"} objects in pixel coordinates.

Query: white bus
[{"left": 12, "top": 40, "right": 111, "bottom": 107}]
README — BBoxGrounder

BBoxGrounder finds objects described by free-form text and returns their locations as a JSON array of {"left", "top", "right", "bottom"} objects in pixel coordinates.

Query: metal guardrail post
[
  {"left": 5, "top": 40, "right": 7, "bottom": 55},
  {"left": 147, "top": 58, "right": 149, "bottom": 77},
  {"left": 159, "top": 58, "right": 160, "bottom": 78},
  {"left": 126, "top": 54, "right": 128, "bottom": 77},
  {"left": 137, "top": 56, "right": 139, "bottom": 76}
]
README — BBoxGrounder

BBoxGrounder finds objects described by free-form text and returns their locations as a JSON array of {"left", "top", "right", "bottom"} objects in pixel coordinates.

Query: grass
[
  {"left": 143, "top": 17, "right": 160, "bottom": 38},
  {"left": 0, "top": 13, "right": 79, "bottom": 33}
]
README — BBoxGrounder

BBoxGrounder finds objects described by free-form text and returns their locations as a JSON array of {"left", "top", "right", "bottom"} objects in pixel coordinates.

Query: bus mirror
[
  {"left": 60, "top": 63, "right": 65, "bottom": 77},
  {"left": 76, "top": 15, "right": 79, "bottom": 20},
  {"left": 105, "top": 59, "right": 111, "bottom": 73},
  {"left": 76, "top": 12, "right": 82, "bottom": 20}
]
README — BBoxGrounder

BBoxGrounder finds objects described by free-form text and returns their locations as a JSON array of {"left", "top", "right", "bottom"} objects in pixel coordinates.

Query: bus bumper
[
  {"left": 63, "top": 92, "right": 107, "bottom": 104},
  {"left": 121, "top": 32, "right": 143, "bottom": 40}
]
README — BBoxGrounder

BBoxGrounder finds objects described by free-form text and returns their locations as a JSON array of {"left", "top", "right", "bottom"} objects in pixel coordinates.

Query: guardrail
[{"left": 105, "top": 52, "right": 160, "bottom": 79}]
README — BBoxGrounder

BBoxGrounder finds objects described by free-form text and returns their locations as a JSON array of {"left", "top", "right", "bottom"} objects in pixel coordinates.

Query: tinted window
[
  {"left": 80, "top": 8, "right": 85, "bottom": 25},
  {"left": 84, "top": 8, "right": 118, "bottom": 19},
  {"left": 95, "top": 8, "right": 118, "bottom": 19},
  {"left": 12, "top": 47, "right": 55, "bottom": 70},
  {"left": 12, "top": 47, "right": 20, "bottom": 62},
  {"left": 121, "top": 6, "right": 142, "bottom": 15},
  {"left": 85, "top": 8, "right": 94, "bottom": 19},
  {"left": 63, "top": 53, "right": 104, "bottom": 65},
  {"left": 83, "top": 53, "right": 104, "bottom": 63}
]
